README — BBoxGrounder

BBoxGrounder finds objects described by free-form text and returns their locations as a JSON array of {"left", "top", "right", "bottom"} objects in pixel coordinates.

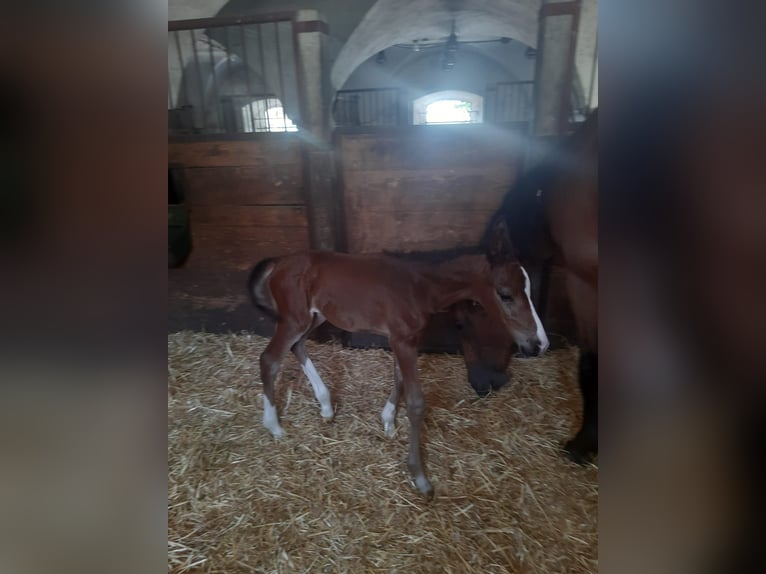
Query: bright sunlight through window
[
  {"left": 241, "top": 98, "right": 298, "bottom": 132},
  {"left": 425, "top": 99, "right": 472, "bottom": 124},
  {"left": 412, "top": 91, "right": 483, "bottom": 125}
]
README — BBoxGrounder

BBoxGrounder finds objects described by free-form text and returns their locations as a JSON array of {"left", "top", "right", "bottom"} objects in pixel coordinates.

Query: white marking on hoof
[
  {"left": 321, "top": 405, "right": 335, "bottom": 421},
  {"left": 262, "top": 396, "right": 284, "bottom": 438},
  {"left": 521, "top": 266, "right": 550, "bottom": 353},
  {"left": 415, "top": 475, "right": 433, "bottom": 496},
  {"left": 381, "top": 401, "right": 396, "bottom": 437},
  {"left": 302, "top": 358, "right": 334, "bottom": 420}
]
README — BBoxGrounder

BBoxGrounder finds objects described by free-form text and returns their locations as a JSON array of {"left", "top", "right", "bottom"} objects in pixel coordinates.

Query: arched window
[
  {"left": 412, "top": 91, "right": 483, "bottom": 125},
  {"left": 240, "top": 97, "right": 298, "bottom": 132}
]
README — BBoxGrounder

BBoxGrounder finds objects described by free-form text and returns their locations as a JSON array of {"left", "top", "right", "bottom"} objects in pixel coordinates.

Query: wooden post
[
  {"left": 532, "top": 0, "right": 581, "bottom": 139},
  {"left": 293, "top": 10, "right": 329, "bottom": 141},
  {"left": 304, "top": 148, "right": 338, "bottom": 251},
  {"left": 529, "top": 1, "right": 581, "bottom": 336}
]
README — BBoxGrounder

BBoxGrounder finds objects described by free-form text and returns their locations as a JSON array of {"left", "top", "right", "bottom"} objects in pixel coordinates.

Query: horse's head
[
  {"left": 484, "top": 218, "right": 549, "bottom": 357},
  {"left": 454, "top": 301, "right": 513, "bottom": 396}
]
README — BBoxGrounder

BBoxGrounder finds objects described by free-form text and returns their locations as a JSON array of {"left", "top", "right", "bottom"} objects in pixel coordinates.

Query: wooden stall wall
[
  {"left": 169, "top": 134, "right": 309, "bottom": 332},
  {"left": 336, "top": 124, "right": 525, "bottom": 351},
  {"left": 336, "top": 124, "right": 576, "bottom": 349},
  {"left": 336, "top": 124, "right": 526, "bottom": 254}
]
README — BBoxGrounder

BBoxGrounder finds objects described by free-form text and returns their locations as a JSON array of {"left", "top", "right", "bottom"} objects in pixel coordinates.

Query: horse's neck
[{"left": 423, "top": 255, "right": 491, "bottom": 310}]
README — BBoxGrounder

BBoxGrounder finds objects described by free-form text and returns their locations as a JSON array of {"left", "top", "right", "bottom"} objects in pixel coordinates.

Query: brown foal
[{"left": 248, "top": 222, "right": 547, "bottom": 499}]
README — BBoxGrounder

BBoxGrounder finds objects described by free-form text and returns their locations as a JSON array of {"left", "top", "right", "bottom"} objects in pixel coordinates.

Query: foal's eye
[{"left": 498, "top": 293, "right": 514, "bottom": 303}]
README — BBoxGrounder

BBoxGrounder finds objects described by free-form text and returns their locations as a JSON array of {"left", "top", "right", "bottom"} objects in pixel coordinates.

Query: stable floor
[{"left": 168, "top": 332, "right": 597, "bottom": 573}]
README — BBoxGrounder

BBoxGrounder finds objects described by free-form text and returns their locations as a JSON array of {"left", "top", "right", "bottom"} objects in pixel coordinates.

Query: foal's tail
[{"left": 248, "top": 257, "right": 280, "bottom": 320}]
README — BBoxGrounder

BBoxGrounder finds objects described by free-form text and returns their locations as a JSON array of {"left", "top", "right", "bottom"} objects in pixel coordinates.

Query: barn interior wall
[
  {"left": 169, "top": 0, "right": 598, "bottom": 124},
  {"left": 168, "top": 135, "right": 310, "bottom": 333},
  {"left": 341, "top": 41, "right": 534, "bottom": 100},
  {"left": 168, "top": 0, "right": 590, "bottom": 345}
]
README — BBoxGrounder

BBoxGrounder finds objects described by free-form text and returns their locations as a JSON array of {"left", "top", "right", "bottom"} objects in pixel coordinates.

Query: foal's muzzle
[{"left": 519, "top": 338, "right": 545, "bottom": 357}]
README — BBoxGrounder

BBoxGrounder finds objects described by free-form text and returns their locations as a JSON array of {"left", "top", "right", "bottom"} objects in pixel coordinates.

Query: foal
[{"left": 248, "top": 222, "right": 548, "bottom": 498}]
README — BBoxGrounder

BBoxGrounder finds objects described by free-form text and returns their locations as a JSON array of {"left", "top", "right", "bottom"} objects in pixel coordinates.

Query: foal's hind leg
[
  {"left": 260, "top": 320, "right": 309, "bottom": 438},
  {"left": 292, "top": 334, "right": 334, "bottom": 421},
  {"left": 381, "top": 357, "right": 404, "bottom": 438}
]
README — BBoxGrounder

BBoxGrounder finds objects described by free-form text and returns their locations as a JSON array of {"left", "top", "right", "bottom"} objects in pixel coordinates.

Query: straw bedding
[{"left": 168, "top": 331, "right": 597, "bottom": 573}]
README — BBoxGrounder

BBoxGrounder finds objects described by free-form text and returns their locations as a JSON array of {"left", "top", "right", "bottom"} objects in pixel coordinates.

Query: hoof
[
  {"left": 269, "top": 426, "right": 285, "bottom": 439},
  {"left": 563, "top": 435, "right": 597, "bottom": 465},
  {"left": 321, "top": 407, "right": 335, "bottom": 422},
  {"left": 383, "top": 422, "right": 396, "bottom": 438},
  {"left": 414, "top": 475, "right": 434, "bottom": 500}
]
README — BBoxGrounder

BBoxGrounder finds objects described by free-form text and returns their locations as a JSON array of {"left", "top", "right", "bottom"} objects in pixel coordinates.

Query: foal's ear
[{"left": 485, "top": 217, "right": 515, "bottom": 265}]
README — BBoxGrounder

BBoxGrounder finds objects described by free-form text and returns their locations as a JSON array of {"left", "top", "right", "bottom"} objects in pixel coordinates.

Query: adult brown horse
[
  {"left": 482, "top": 109, "right": 598, "bottom": 464},
  {"left": 247, "top": 223, "right": 548, "bottom": 499}
]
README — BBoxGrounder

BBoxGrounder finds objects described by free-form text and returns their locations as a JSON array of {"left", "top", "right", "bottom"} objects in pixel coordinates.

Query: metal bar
[
  {"left": 173, "top": 31, "right": 186, "bottom": 106},
  {"left": 207, "top": 32, "right": 223, "bottom": 132},
  {"left": 239, "top": 24, "right": 257, "bottom": 133},
  {"left": 167, "top": 57, "right": 174, "bottom": 109},
  {"left": 224, "top": 27, "right": 235, "bottom": 129},
  {"left": 503, "top": 83, "right": 509, "bottom": 122},
  {"left": 257, "top": 23, "right": 267, "bottom": 85},
  {"left": 169, "top": 13, "right": 294, "bottom": 31},
  {"left": 274, "top": 22, "right": 286, "bottom": 130},
  {"left": 288, "top": 17, "right": 305, "bottom": 129},
  {"left": 587, "top": 31, "right": 598, "bottom": 110},
  {"left": 560, "top": 8, "right": 581, "bottom": 133},
  {"left": 190, "top": 29, "right": 207, "bottom": 132}
]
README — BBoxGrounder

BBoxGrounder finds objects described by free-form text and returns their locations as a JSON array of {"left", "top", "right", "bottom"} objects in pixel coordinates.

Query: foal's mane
[{"left": 383, "top": 245, "right": 485, "bottom": 265}]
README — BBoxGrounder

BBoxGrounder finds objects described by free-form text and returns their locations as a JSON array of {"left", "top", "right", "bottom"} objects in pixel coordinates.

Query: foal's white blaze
[
  {"left": 302, "top": 358, "right": 334, "bottom": 419},
  {"left": 521, "top": 266, "right": 550, "bottom": 353},
  {"left": 262, "top": 395, "right": 284, "bottom": 438},
  {"left": 381, "top": 400, "right": 396, "bottom": 437}
]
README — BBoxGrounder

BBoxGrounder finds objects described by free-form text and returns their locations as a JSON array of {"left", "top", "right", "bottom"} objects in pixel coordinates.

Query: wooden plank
[
  {"left": 182, "top": 166, "right": 304, "bottom": 206},
  {"left": 169, "top": 138, "right": 302, "bottom": 168},
  {"left": 338, "top": 126, "right": 526, "bottom": 171},
  {"left": 344, "top": 209, "right": 496, "bottom": 253},
  {"left": 342, "top": 167, "right": 516, "bottom": 213},
  {"left": 189, "top": 205, "right": 307, "bottom": 227},
  {"left": 187, "top": 225, "right": 309, "bottom": 270},
  {"left": 191, "top": 223, "right": 309, "bottom": 244}
]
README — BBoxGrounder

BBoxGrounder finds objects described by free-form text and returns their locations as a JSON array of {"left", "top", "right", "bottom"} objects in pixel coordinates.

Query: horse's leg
[
  {"left": 291, "top": 315, "right": 334, "bottom": 421},
  {"left": 565, "top": 350, "right": 598, "bottom": 463},
  {"left": 563, "top": 271, "right": 598, "bottom": 463},
  {"left": 381, "top": 357, "right": 404, "bottom": 437},
  {"left": 391, "top": 337, "right": 433, "bottom": 499},
  {"left": 260, "top": 320, "right": 308, "bottom": 438}
]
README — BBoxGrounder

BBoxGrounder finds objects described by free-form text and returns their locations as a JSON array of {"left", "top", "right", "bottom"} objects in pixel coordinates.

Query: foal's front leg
[
  {"left": 391, "top": 339, "right": 433, "bottom": 500},
  {"left": 292, "top": 338, "right": 334, "bottom": 421}
]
